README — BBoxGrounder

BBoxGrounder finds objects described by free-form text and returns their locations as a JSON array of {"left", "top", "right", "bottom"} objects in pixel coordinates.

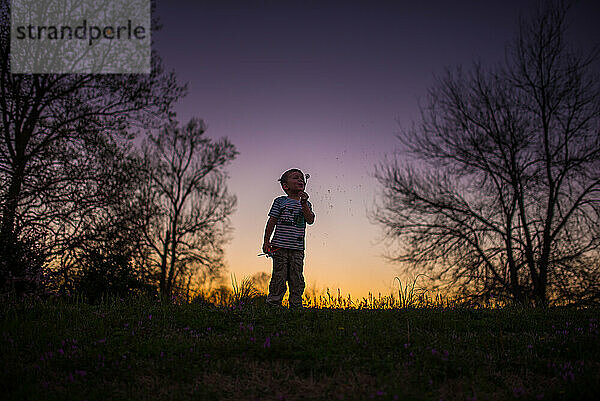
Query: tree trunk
[
  {"left": 536, "top": 261, "right": 548, "bottom": 307},
  {"left": 0, "top": 163, "right": 26, "bottom": 288},
  {"left": 505, "top": 227, "right": 524, "bottom": 303},
  {"left": 0, "top": 165, "right": 25, "bottom": 245},
  {"left": 166, "top": 217, "right": 178, "bottom": 296},
  {"left": 159, "top": 229, "right": 169, "bottom": 296}
]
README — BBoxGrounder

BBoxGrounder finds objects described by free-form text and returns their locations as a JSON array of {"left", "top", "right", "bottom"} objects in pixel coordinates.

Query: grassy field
[{"left": 1, "top": 296, "right": 599, "bottom": 401}]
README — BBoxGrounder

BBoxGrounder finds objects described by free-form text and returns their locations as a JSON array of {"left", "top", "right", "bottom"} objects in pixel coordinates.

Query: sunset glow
[{"left": 154, "top": 0, "right": 600, "bottom": 298}]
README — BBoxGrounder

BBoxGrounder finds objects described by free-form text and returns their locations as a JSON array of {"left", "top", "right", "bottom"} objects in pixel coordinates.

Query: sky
[{"left": 152, "top": 0, "right": 600, "bottom": 298}]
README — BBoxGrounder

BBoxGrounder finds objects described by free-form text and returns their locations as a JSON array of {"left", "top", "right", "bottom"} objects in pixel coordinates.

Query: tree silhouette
[
  {"left": 0, "top": 0, "right": 185, "bottom": 291},
  {"left": 374, "top": 1, "right": 600, "bottom": 306},
  {"left": 59, "top": 149, "right": 155, "bottom": 298},
  {"left": 139, "top": 119, "right": 237, "bottom": 297}
]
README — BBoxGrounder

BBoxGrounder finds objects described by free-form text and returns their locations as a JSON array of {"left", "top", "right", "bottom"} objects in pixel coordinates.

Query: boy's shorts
[{"left": 266, "top": 248, "right": 305, "bottom": 308}]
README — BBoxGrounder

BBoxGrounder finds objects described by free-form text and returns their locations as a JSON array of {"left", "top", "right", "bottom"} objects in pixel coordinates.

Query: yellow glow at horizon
[{"left": 222, "top": 144, "right": 404, "bottom": 300}]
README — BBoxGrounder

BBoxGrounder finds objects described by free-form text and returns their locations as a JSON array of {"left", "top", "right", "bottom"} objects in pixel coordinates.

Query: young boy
[{"left": 263, "top": 168, "right": 315, "bottom": 308}]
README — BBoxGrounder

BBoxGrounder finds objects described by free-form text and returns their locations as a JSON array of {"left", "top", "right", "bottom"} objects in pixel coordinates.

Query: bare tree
[
  {"left": 374, "top": 1, "right": 600, "bottom": 306},
  {"left": 139, "top": 119, "right": 237, "bottom": 297},
  {"left": 55, "top": 148, "right": 155, "bottom": 297},
  {"left": 0, "top": 0, "right": 185, "bottom": 289}
]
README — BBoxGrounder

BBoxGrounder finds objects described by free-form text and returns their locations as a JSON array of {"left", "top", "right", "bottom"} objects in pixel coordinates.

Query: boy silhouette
[{"left": 262, "top": 168, "right": 315, "bottom": 308}]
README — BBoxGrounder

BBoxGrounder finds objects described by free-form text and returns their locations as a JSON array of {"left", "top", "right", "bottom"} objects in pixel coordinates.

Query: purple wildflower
[{"left": 512, "top": 386, "right": 525, "bottom": 397}]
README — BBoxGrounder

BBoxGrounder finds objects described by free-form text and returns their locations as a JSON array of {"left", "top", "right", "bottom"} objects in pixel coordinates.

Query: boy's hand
[
  {"left": 299, "top": 192, "right": 315, "bottom": 224},
  {"left": 262, "top": 241, "right": 271, "bottom": 254}
]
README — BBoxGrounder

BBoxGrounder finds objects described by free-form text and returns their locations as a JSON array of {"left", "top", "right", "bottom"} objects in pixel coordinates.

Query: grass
[{"left": 1, "top": 295, "right": 599, "bottom": 401}]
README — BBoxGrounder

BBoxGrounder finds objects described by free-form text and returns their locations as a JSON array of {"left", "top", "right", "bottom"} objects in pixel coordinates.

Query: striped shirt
[{"left": 268, "top": 196, "right": 312, "bottom": 250}]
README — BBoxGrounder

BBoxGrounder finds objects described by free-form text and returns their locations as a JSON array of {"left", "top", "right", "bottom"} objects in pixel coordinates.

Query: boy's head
[{"left": 278, "top": 168, "right": 305, "bottom": 194}]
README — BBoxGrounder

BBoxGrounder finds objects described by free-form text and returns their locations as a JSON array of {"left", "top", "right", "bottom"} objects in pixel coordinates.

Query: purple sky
[{"left": 153, "top": 0, "right": 600, "bottom": 297}]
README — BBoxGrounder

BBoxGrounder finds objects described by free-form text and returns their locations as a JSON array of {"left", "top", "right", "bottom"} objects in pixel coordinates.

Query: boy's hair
[{"left": 278, "top": 168, "right": 304, "bottom": 193}]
